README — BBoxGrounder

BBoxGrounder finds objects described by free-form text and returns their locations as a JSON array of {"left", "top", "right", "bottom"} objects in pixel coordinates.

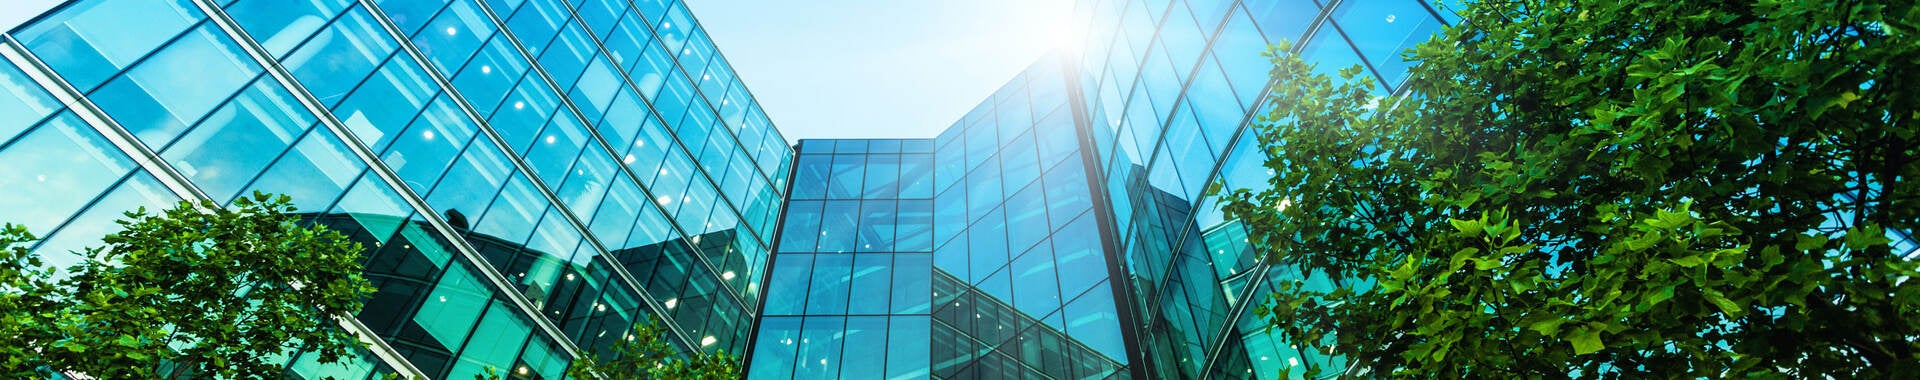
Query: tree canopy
[
  {"left": 1219, "top": 0, "right": 1919, "bottom": 377},
  {"left": 1, "top": 192, "right": 374, "bottom": 379}
]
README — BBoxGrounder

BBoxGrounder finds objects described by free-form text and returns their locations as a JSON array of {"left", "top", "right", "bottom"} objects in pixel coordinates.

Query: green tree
[
  {"left": 561, "top": 316, "right": 741, "bottom": 380},
  {"left": 1218, "top": 0, "right": 1920, "bottom": 377},
  {"left": 0, "top": 192, "right": 376, "bottom": 378}
]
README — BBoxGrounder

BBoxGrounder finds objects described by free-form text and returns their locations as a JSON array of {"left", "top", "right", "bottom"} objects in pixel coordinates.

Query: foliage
[
  {"left": 0, "top": 192, "right": 375, "bottom": 378},
  {"left": 1218, "top": 0, "right": 1920, "bottom": 377},
  {"left": 561, "top": 316, "right": 741, "bottom": 380}
]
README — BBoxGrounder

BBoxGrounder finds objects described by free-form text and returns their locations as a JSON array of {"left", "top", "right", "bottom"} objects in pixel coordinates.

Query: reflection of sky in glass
[
  {"left": 681, "top": 0, "right": 1074, "bottom": 142},
  {"left": 1, "top": 0, "right": 86, "bottom": 33}
]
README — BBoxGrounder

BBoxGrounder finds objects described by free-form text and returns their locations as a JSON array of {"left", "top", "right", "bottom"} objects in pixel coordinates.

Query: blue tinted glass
[
  {"left": 91, "top": 24, "right": 262, "bottom": 147},
  {"left": 373, "top": 0, "right": 453, "bottom": 36},
  {"left": 333, "top": 55, "right": 437, "bottom": 152},
  {"left": 0, "top": 112, "right": 135, "bottom": 235},
  {"left": 891, "top": 254, "right": 931, "bottom": 314},
  {"left": 847, "top": 255, "right": 890, "bottom": 314},
  {"left": 841, "top": 316, "right": 888, "bottom": 377},
  {"left": 451, "top": 37, "right": 528, "bottom": 113},
  {"left": 410, "top": 0, "right": 495, "bottom": 75},
  {"left": 426, "top": 140, "right": 515, "bottom": 220},
  {"left": 806, "top": 254, "right": 851, "bottom": 315},
  {"left": 248, "top": 125, "right": 366, "bottom": 209},
  {"left": 1063, "top": 282, "right": 1127, "bottom": 363},
  {"left": 383, "top": 95, "right": 477, "bottom": 191},
  {"left": 795, "top": 316, "right": 845, "bottom": 379},
  {"left": 894, "top": 200, "right": 933, "bottom": 253},
  {"left": 967, "top": 210, "right": 1007, "bottom": 283},
  {"left": 856, "top": 200, "right": 894, "bottom": 253},
  {"left": 284, "top": 10, "right": 397, "bottom": 106},
  {"left": 160, "top": 80, "right": 314, "bottom": 200},
  {"left": 777, "top": 201, "right": 822, "bottom": 252},
  {"left": 224, "top": 0, "right": 351, "bottom": 57},
  {"left": 1010, "top": 243, "right": 1061, "bottom": 317},
  {"left": 0, "top": 62, "right": 62, "bottom": 142},
  {"left": 885, "top": 316, "right": 931, "bottom": 379},
  {"left": 862, "top": 154, "right": 899, "bottom": 198},
  {"left": 748, "top": 317, "right": 803, "bottom": 378},
  {"left": 816, "top": 201, "right": 858, "bottom": 253},
  {"left": 1052, "top": 214, "right": 1107, "bottom": 297},
  {"left": 763, "top": 253, "right": 813, "bottom": 316},
  {"left": 1333, "top": 0, "right": 1443, "bottom": 89},
  {"left": 17, "top": 0, "right": 203, "bottom": 90},
  {"left": 1004, "top": 184, "right": 1049, "bottom": 253}
]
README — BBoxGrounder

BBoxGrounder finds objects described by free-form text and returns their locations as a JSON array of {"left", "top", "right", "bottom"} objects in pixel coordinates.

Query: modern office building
[
  {"left": 1, "top": 0, "right": 791, "bottom": 378},
  {"left": 746, "top": 1, "right": 1461, "bottom": 379},
  {"left": 0, "top": 0, "right": 1473, "bottom": 379}
]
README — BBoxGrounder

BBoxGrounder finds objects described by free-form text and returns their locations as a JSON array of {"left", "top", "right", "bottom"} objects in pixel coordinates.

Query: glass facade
[
  {"left": 1068, "top": 1, "right": 1456, "bottom": 378},
  {"left": 1, "top": 0, "right": 790, "bottom": 378},
  {"left": 743, "top": 2, "right": 1464, "bottom": 379}
]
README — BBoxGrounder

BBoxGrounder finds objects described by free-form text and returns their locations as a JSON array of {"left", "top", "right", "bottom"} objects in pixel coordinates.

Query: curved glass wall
[{"left": 1, "top": 0, "right": 791, "bottom": 377}]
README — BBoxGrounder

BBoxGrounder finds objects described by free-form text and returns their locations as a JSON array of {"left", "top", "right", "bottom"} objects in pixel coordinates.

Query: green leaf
[
  {"left": 1795, "top": 234, "right": 1829, "bottom": 251},
  {"left": 1638, "top": 285, "right": 1676, "bottom": 311},
  {"left": 1703, "top": 289, "right": 1743, "bottom": 317},
  {"left": 1449, "top": 218, "right": 1484, "bottom": 236},
  {"left": 1569, "top": 325, "right": 1605, "bottom": 355},
  {"left": 1529, "top": 318, "right": 1568, "bottom": 336}
]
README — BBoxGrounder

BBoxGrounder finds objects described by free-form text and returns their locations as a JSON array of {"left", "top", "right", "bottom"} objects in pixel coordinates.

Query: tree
[
  {"left": 1217, "top": 0, "right": 1920, "bottom": 377},
  {"left": 0, "top": 192, "right": 376, "bottom": 378},
  {"left": 560, "top": 316, "right": 741, "bottom": 380}
]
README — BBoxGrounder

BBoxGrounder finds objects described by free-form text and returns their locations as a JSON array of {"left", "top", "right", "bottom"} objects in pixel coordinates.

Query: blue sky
[
  {"left": 682, "top": 0, "right": 1075, "bottom": 142},
  {"left": 2, "top": 0, "right": 1076, "bottom": 143}
]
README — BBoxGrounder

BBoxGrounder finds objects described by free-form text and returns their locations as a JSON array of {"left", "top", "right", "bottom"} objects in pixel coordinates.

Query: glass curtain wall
[
  {"left": 1065, "top": 0, "right": 1455, "bottom": 378},
  {"left": 751, "top": 56, "right": 1133, "bottom": 380},
  {"left": 750, "top": 138, "right": 936, "bottom": 379},
  {"left": 0, "top": 0, "right": 792, "bottom": 378}
]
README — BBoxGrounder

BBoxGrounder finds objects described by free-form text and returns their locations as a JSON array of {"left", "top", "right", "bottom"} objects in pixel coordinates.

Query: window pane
[
  {"left": 0, "top": 112, "right": 135, "bottom": 235},
  {"left": 332, "top": 55, "right": 437, "bottom": 152},
  {"left": 816, "top": 201, "right": 858, "bottom": 253},
  {"left": 841, "top": 316, "right": 888, "bottom": 378},
  {"left": 795, "top": 316, "right": 845, "bottom": 379},
  {"left": 224, "top": 0, "right": 351, "bottom": 57},
  {"left": 791, "top": 154, "right": 830, "bottom": 200},
  {"left": 0, "top": 61, "right": 62, "bottom": 142},
  {"left": 891, "top": 254, "right": 931, "bottom": 314},
  {"left": 33, "top": 173, "right": 177, "bottom": 269},
  {"left": 885, "top": 316, "right": 931, "bottom": 379},
  {"left": 161, "top": 80, "right": 313, "bottom": 201},
  {"left": 249, "top": 128, "right": 366, "bottom": 210},
  {"left": 856, "top": 200, "right": 894, "bottom": 253},
  {"left": 894, "top": 200, "right": 933, "bottom": 253},
  {"left": 90, "top": 24, "right": 262, "bottom": 147},
  {"left": 778, "top": 200, "right": 822, "bottom": 253},
  {"left": 898, "top": 153, "right": 932, "bottom": 198},
  {"left": 827, "top": 153, "right": 863, "bottom": 199},
  {"left": 283, "top": 10, "right": 398, "bottom": 106},
  {"left": 748, "top": 317, "right": 802, "bottom": 379},
  {"left": 862, "top": 154, "right": 898, "bottom": 198},
  {"left": 16, "top": 0, "right": 203, "bottom": 90},
  {"left": 847, "top": 254, "right": 890, "bottom": 315},
  {"left": 805, "top": 254, "right": 851, "bottom": 315},
  {"left": 1011, "top": 243, "right": 1061, "bottom": 317}
]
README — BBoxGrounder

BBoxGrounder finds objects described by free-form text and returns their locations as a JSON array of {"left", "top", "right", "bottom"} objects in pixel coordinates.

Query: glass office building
[
  {"left": 0, "top": 0, "right": 790, "bottom": 378},
  {"left": 747, "top": 1, "right": 1462, "bottom": 379},
  {"left": 0, "top": 0, "right": 1502, "bottom": 379}
]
